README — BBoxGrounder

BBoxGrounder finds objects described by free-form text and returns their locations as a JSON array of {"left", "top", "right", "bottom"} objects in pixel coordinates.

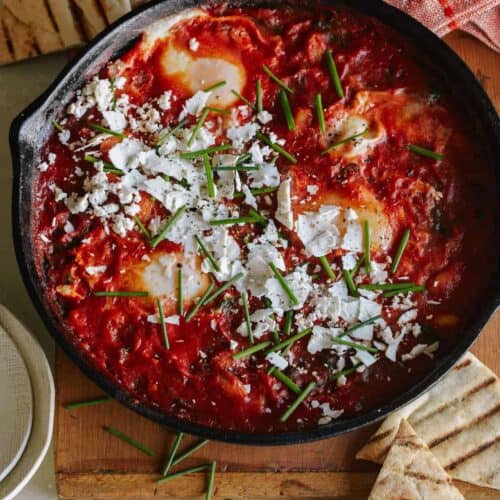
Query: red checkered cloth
[{"left": 386, "top": 0, "right": 500, "bottom": 51}]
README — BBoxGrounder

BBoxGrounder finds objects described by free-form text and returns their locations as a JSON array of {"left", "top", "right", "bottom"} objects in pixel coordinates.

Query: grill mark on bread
[
  {"left": 452, "top": 358, "right": 471, "bottom": 371},
  {"left": 445, "top": 435, "right": 500, "bottom": 471},
  {"left": 398, "top": 439, "right": 425, "bottom": 451},
  {"left": 429, "top": 403, "right": 500, "bottom": 448},
  {"left": 411, "top": 377, "right": 497, "bottom": 426},
  {"left": 366, "top": 428, "right": 393, "bottom": 444}
]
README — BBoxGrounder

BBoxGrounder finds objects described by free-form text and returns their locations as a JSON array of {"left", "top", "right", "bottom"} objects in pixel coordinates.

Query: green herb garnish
[
  {"left": 279, "top": 90, "right": 295, "bottom": 131},
  {"left": 230, "top": 89, "right": 256, "bottom": 110},
  {"left": 155, "top": 119, "right": 188, "bottom": 148},
  {"left": 342, "top": 269, "right": 358, "bottom": 297},
  {"left": 203, "top": 153, "right": 216, "bottom": 198},
  {"left": 256, "top": 79, "right": 263, "bottom": 112},
  {"left": 180, "top": 144, "right": 232, "bottom": 159},
  {"left": 171, "top": 439, "right": 210, "bottom": 467},
  {"left": 52, "top": 120, "right": 65, "bottom": 132},
  {"left": 267, "top": 327, "right": 312, "bottom": 353},
  {"left": 157, "top": 298, "right": 170, "bottom": 349},
  {"left": 89, "top": 123, "right": 125, "bottom": 138},
  {"left": 233, "top": 186, "right": 279, "bottom": 198},
  {"left": 331, "top": 363, "right": 362, "bottom": 382},
  {"left": 133, "top": 215, "right": 151, "bottom": 239},
  {"left": 315, "top": 93, "right": 326, "bottom": 133},
  {"left": 204, "top": 80, "right": 227, "bottom": 92},
  {"left": 340, "top": 315, "right": 382, "bottom": 338},
  {"left": 358, "top": 282, "right": 420, "bottom": 291},
  {"left": 383, "top": 285, "right": 425, "bottom": 298},
  {"left": 185, "top": 280, "right": 215, "bottom": 321},
  {"left": 319, "top": 255, "right": 336, "bottom": 280},
  {"left": 187, "top": 108, "right": 210, "bottom": 147},
  {"left": 64, "top": 396, "right": 112, "bottom": 410},
  {"left": 103, "top": 426, "right": 155, "bottom": 456},
  {"left": 262, "top": 64, "right": 294, "bottom": 94},
  {"left": 194, "top": 235, "right": 220, "bottom": 272},
  {"left": 284, "top": 310, "right": 293, "bottom": 336},
  {"left": 331, "top": 337, "right": 378, "bottom": 354},
  {"left": 209, "top": 210, "right": 266, "bottom": 226},
  {"left": 280, "top": 381, "right": 316, "bottom": 422},
  {"left": 255, "top": 131, "right": 297, "bottom": 163},
  {"left": 242, "top": 292, "right": 253, "bottom": 344},
  {"left": 214, "top": 165, "right": 259, "bottom": 171},
  {"left": 325, "top": 48, "right": 344, "bottom": 98},
  {"left": 322, "top": 128, "right": 367, "bottom": 155},
  {"left": 203, "top": 273, "right": 244, "bottom": 306},
  {"left": 177, "top": 266, "right": 183, "bottom": 316},
  {"left": 391, "top": 228, "right": 410, "bottom": 273},
  {"left": 205, "top": 106, "right": 230, "bottom": 115},
  {"left": 161, "top": 432, "right": 184, "bottom": 476},
  {"left": 269, "top": 263, "right": 298, "bottom": 305},
  {"left": 269, "top": 367, "right": 300, "bottom": 394},
  {"left": 206, "top": 460, "right": 216, "bottom": 500},
  {"left": 408, "top": 144, "right": 443, "bottom": 160},
  {"left": 233, "top": 340, "right": 272, "bottom": 360},
  {"left": 94, "top": 291, "right": 149, "bottom": 297},
  {"left": 150, "top": 205, "right": 187, "bottom": 248},
  {"left": 157, "top": 465, "right": 210, "bottom": 485},
  {"left": 363, "top": 220, "right": 371, "bottom": 272}
]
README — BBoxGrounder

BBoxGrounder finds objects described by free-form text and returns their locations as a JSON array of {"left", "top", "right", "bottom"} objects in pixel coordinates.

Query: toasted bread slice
[{"left": 99, "top": 0, "right": 132, "bottom": 23}]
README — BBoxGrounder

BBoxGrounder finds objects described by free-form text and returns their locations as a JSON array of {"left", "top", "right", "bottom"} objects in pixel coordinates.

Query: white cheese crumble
[{"left": 275, "top": 178, "right": 293, "bottom": 229}]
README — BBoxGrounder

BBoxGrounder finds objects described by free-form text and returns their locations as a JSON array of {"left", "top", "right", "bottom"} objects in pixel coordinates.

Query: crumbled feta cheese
[
  {"left": 257, "top": 110, "right": 273, "bottom": 124},
  {"left": 189, "top": 38, "right": 200, "bottom": 52},
  {"left": 275, "top": 178, "right": 293, "bottom": 229},
  {"left": 85, "top": 265, "right": 107, "bottom": 275},
  {"left": 306, "top": 185, "right": 319, "bottom": 196},
  {"left": 179, "top": 90, "right": 211, "bottom": 120},
  {"left": 401, "top": 344, "right": 427, "bottom": 361},
  {"left": 157, "top": 90, "right": 172, "bottom": 111},
  {"left": 38, "top": 162, "right": 49, "bottom": 172},
  {"left": 265, "top": 352, "right": 288, "bottom": 370},
  {"left": 398, "top": 309, "right": 418, "bottom": 325},
  {"left": 102, "top": 110, "right": 127, "bottom": 132}
]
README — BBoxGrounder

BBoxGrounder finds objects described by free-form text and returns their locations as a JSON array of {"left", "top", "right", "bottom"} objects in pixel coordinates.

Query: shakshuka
[{"left": 33, "top": 4, "right": 496, "bottom": 432}]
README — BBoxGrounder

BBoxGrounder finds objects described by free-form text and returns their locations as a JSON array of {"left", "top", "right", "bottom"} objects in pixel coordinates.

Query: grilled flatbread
[
  {"left": 47, "top": 0, "right": 84, "bottom": 47},
  {"left": 0, "top": 11, "right": 14, "bottom": 65},
  {"left": 73, "top": 0, "right": 107, "bottom": 39},
  {"left": 0, "top": 5, "right": 37, "bottom": 61},
  {"left": 358, "top": 352, "right": 500, "bottom": 490},
  {"left": 100, "top": 0, "right": 132, "bottom": 24},
  {"left": 368, "top": 419, "right": 465, "bottom": 500}
]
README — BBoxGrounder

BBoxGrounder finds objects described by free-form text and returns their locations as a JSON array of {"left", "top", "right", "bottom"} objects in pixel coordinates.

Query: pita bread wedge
[
  {"left": 0, "top": 5, "right": 37, "bottom": 61},
  {"left": 47, "top": 0, "right": 84, "bottom": 47},
  {"left": 368, "top": 420, "right": 465, "bottom": 500},
  {"left": 358, "top": 352, "right": 500, "bottom": 490},
  {"left": 73, "top": 0, "right": 107, "bottom": 39},
  {"left": 99, "top": 0, "right": 132, "bottom": 24},
  {"left": 0, "top": 12, "right": 14, "bottom": 65}
]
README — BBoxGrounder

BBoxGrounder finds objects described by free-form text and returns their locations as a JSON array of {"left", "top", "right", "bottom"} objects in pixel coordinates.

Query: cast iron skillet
[{"left": 10, "top": 0, "right": 500, "bottom": 445}]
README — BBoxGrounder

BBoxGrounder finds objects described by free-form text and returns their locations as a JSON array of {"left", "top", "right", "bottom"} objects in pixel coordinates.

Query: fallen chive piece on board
[
  {"left": 203, "top": 273, "right": 244, "bottom": 306},
  {"left": 94, "top": 291, "right": 149, "bottom": 297},
  {"left": 280, "top": 381, "right": 316, "bottom": 422},
  {"left": 325, "top": 48, "right": 344, "bottom": 98},
  {"left": 315, "top": 93, "right": 326, "bottom": 133},
  {"left": 157, "top": 464, "right": 210, "bottom": 485},
  {"left": 195, "top": 234, "right": 220, "bottom": 272},
  {"left": 408, "top": 144, "right": 443, "bottom": 160},
  {"left": 267, "top": 328, "right": 312, "bottom": 353},
  {"left": 330, "top": 337, "right": 378, "bottom": 354},
  {"left": 268, "top": 262, "right": 299, "bottom": 305},
  {"left": 391, "top": 228, "right": 411, "bottom": 273},
  {"left": 262, "top": 64, "right": 294, "bottom": 94},
  {"left": 150, "top": 205, "right": 187, "bottom": 248},
  {"left": 171, "top": 439, "right": 210, "bottom": 467},
  {"left": 322, "top": 128, "right": 367, "bottom": 155},
  {"left": 233, "top": 341, "right": 272, "bottom": 360},
  {"left": 255, "top": 131, "right": 297, "bottom": 164},
  {"left": 103, "top": 426, "right": 156, "bottom": 456},
  {"left": 185, "top": 280, "right": 215, "bottom": 321},
  {"left": 342, "top": 269, "right": 359, "bottom": 297},
  {"left": 187, "top": 108, "right": 210, "bottom": 147},
  {"left": 279, "top": 90, "right": 295, "bottom": 131},
  {"left": 89, "top": 123, "right": 125, "bottom": 138},
  {"left": 203, "top": 153, "right": 216, "bottom": 198},
  {"left": 161, "top": 432, "right": 184, "bottom": 476},
  {"left": 64, "top": 396, "right": 112, "bottom": 410},
  {"left": 256, "top": 79, "right": 263, "bottom": 112},
  {"left": 230, "top": 89, "right": 256, "bottom": 110},
  {"left": 242, "top": 292, "right": 253, "bottom": 344},
  {"left": 363, "top": 220, "right": 371, "bottom": 272},
  {"left": 157, "top": 298, "right": 170, "bottom": 350},
  {"left": 206, "top": 460, "right": 217, "bottom": 500},
  {"left": 204, "top": 80, "right": 226, "bottom": 92},
  {"left": 331, "top": 363, "right": 362, "bottom": 382},
  {"left": 319, "top": 255, "right": 336, "bottom": 280},
  {"left": 177, "top": 266, "right": 183, "bottom": 316},
  {"left": 270, "top": 368, "right": 301, "bottom": 394}
]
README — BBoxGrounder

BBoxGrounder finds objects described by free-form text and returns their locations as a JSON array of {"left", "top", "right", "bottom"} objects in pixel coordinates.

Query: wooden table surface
[{"left": 54, "top": 31, "right": 500, "bottom": 499}]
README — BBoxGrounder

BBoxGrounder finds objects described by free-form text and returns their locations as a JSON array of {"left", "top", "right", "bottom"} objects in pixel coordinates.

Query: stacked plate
[{"left": 0, "top": 305, "right": 54, "bottom": 500}]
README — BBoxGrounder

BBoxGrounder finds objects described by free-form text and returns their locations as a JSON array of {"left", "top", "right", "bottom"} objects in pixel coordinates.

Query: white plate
[
  {"left": 0, "top": 326, "right": 33, "bottom": 482},
  {"left": 0, "top": 305, "right": 55, "bottom": 500}
]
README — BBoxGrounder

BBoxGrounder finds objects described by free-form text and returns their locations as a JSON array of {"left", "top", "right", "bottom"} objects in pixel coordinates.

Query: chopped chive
[
  {"left": 236, "top": 153, "right": 252, "bottom": 165},
  {"left": 94, "top": 291, "right": 149, "bottom": 297},
  {"left": 242, "top": 292, "right": 253, "bottom": 344},
  {"left": 350, "top": 255, "right": 365, "bottom": 278},
  {"left": 340, "top": 315, "right": 382, "bottom": 338},
  {"left": 331, "top": 337, "right": 378, "bottom": 354},
  {"left": 358, "top": 282, "right": 419, "bottom": 291},
  {"left": 103, "top": 426, "right": 155, "bottom": 456},
  {"left": 206, "top": 460, "right": 216, "bottom": 500},
  {"left": 272, "top": 320, "right": 280, "bottom": 344},
  {"left": 319, "top": 255, "right": 336, "bottom": 280},
  {"left": 103, "top": 166, "right": 124, "bottom": 176},
  {"left": 171, "top": 439, "right": 210, "bottom": 467},
  {"left": 268, "top": 263, "right": 299, "bottom": 305},
  {"left": 89, "top": 123, "right": 125, "bottom": 138},
  {"left": 331, "top": 363, "right": 362, "bottom": 382},
  {"left": 203, "top": 273, "right": 244, "bottom": 306},
  {"left": 84, "top": 154, "right": 113, "bottom": 169},
  {"left": 188, "top": 108, "right": 210, "bottom": 147},
  {"left": 180, "top": 144, "right": 232, "bottom": 159},
  {"left": 270, "top": 367, "right": 300, "bottom": 394},
  {"left": 322, "top": 128, "right": 367, "bottom": 155},
  {"left": 383, "top": 285, "right": 425, "bottom": 298},
  {"left": 284, "top": 310, "right": 293, "bottom": 336},
  {"left": 52, "top": 120, "right": 65, "bottom": 132},
  {"left": 64, "top": 396, "right": 112, "bottom": 410},
  {"left": 177, "top": 266, "right": 183, "bottom": 316},
  {"left": 133, "top": 215, "right": 151, "bottom": 239},
  {"left": 185, "top": 280, "right": 215, "bottom": 321},
  {"left": 150, "top": 205, "right": 187, "bottom": 248},
  {"left": 342, "top": 269, "right": 359, "bottom": 297},
  {"left": 267, "top": 327, "right": 312, "bottom": 353},
  {"left": 157, "top": 298, "right": 170, "bottom": 350},
  {"left": 110, "top": 78, "right": 117, "bottom": 111},
  {"left": 255, "top": 131, "right": 297, "bottom": 164},
  {"left": 262, "top": 64, "right": 294, "bottom": 94},
  {"left": 230, "top": 90, "right": 256, "bottom": 110},
  {"left": 161, "top": 432, "right": 184, "bottom": 476},
  {"left": 203, "top": 154, "right": 216, "bottom": 198},
  {"left": 205, "top": 106, "right": 230, "bottom": 115},
  {"left": 363, "top": 220, "right": 371, "bottom": 273},
  {"left": 214, "top": 165, "right": 259, "bottom": 171},
  {"left": 315, "top": 94, "right": 326, "bottom": 133},
  {"left": 325, "top": 49, "right": 344, "bottom": 98},
  {"left": 204, "top": 80, "right": 227, "bottom": 92},
  {"left": 209, "top": 212, "right": 265, "bottom": 226},
  {"left": 155, "top": 119, "right": 189, "bottom": 148},
  {"left": 280, "top": 381, "right": 316, "bottom": 422},
  {"left": 391, "top": 228, "right": 410, "bottom": 273},
  {"left": 256, "top": 79, "right": 263, "bottom": 112},
  {"left": 408, "top": 144, "right": 443, "bottom": 160},
  {"left": 194, "top": 235, "right": 220, "bottom": 272},
  {"left": 279, "top": 90, "right": 295, "bottom": 131},
  {"left": 233, "top": 186, "right": 279, "bottom": 198},
  {"left": 233, "top": 340, "right": 272, "bottom": 360},
  {"left": 157, "top": 465, "right": 210, "bottom": 485}
]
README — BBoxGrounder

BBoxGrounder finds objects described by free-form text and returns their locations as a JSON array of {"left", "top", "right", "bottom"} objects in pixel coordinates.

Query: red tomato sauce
[{"left": 32, "top": 5, "right": 496, "bottom": 432}]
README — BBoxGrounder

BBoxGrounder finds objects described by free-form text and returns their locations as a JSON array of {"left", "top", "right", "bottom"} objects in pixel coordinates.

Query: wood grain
[{"left": 54, "top": 32, "right": 500, "bottom": 499}]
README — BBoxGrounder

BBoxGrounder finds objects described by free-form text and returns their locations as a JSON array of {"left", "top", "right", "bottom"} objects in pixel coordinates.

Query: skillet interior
[{"left": 10, "top": 0, "right": 500, "bottom": 445}]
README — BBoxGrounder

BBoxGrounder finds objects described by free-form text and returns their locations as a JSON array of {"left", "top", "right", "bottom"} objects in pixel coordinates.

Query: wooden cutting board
[{"left": 54, "top": 32, "right": 500, "bottom": 499}]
